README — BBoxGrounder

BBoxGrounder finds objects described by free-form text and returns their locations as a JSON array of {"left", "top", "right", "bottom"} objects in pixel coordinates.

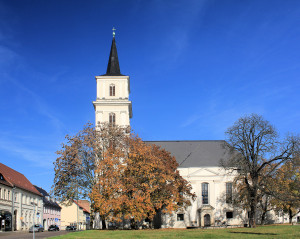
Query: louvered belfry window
[{"left": 110, "top": 84, "right": 115, "bottom": 96}]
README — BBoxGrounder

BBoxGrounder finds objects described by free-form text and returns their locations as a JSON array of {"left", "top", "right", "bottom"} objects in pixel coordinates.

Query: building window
[
  {"left": 202, "top": 183, "right": 209, "bottom": 204},
  {"left": 226, "top": 182, "right": 233, "bottom": 203},
  {"left": 177, "top": 214, "right": 184, "bottom": 221},
  {"left": 226, "top": 211, "right": 233, "bottom": 219},
  {"left": 109, "top": 84, "right": 115, "bottom": 96},
  {"left": 109, "top": 113, "right": 116, "bottom": 126}
]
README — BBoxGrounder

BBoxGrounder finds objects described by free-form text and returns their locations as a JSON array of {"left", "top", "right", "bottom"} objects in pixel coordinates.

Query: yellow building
[{"left": 60, "top": 200, "right": 90, "bottom": 230}]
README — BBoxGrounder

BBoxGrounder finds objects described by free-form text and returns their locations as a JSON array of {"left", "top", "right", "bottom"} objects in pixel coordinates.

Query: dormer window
[
  {"left": 0, "top": 173, "right": 4, "bottom": 181},
  {"left": 109, "top": 113, "right": 116, "bottom": 126},
  {"left": 109, "top": 84, "right": 115, "bottom": 96}
]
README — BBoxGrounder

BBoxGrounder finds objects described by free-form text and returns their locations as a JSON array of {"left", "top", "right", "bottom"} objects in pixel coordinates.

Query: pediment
[
  {"left": 198, "top": 204, "right": 215, "bottom": 211},
  {"left": 188, "top": 168, "right": 220, "bottom": 177}
]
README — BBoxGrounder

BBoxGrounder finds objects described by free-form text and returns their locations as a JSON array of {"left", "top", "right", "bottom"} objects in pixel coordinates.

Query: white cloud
[{"left": 0, "top": 137, "right": 55, "bottom": 169}]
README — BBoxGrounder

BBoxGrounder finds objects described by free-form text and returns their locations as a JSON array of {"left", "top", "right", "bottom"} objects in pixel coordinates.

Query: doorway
[
  {"left": 204, "top": 214, "right": 211, "bottom": 227},
  {"left": 13, "top": 210, "right": 17, "bottom": 231}
]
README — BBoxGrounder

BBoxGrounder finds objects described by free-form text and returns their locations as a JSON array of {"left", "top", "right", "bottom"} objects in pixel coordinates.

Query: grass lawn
[{"left": 50, "top": 225, "right": 300, "bottom": 239}]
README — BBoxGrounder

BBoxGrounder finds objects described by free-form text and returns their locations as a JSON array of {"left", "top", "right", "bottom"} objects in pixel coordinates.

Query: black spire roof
[{"left": 103, "top": 37, "right": 123, "bottom": 76}]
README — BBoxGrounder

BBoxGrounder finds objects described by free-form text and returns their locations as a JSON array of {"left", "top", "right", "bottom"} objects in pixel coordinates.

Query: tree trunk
[
  {"left": 101, "top": 216, "right": 107, "bottom": 229},
  {"left": 249, "top": 191, "right": 257, "bottom": 228},
  {"left": 289, "top": 207, "right": 293, "bottom": 224},
  {"left": 249, "top": 208, "right": 256, "bottom": 228},
  {"left": 260, "top": 196, "right": 269, "bottom": 225},
  {"left": 130, "top": 219, "right": 137, "bottom": 230},
  {"left": 261, "top": 211, "right": 266, "bottom": 225}
]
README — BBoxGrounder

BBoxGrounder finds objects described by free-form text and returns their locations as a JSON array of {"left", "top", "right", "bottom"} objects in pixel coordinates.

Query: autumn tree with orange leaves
[
  {"left": 265, "top": 160, "right": 300, "bottom": 223},
  {"left": 91, "top": 135, "right": 195, "bottom": 229},
  {"left": 53, "top": 123, "right": 194, "bottom": 229},
  {"left": 53, "top": 123, "right": 127, "bottom": 203}
]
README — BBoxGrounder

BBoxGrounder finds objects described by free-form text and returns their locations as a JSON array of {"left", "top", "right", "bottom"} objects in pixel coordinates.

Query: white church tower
[{"left": 93, "top": 31, "right": 132, "bottom": 127}]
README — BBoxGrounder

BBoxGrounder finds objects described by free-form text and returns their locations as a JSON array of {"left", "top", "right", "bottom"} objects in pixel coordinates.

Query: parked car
[
  {"left": 48, "top": 225, "right": 60, "bottom": 231},
  {"left": 29, "top": 224, "right": 44, "bottom": 232},
  {"left": 66, "top": 225, "right": 77, "bottom": 231}
]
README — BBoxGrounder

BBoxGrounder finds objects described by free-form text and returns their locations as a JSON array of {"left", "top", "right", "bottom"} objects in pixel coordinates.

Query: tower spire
[{"left": 104, "top": 28, "right": 122, "bottom": 76}]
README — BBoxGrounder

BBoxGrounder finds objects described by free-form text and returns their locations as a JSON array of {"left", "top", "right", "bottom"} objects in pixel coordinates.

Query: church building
[{"left": 92, "top": 32, "right": 286, "bottom": 228}]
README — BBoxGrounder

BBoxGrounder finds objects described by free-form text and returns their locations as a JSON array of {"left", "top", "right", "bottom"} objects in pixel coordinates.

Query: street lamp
[
  {"left": 31, "top": 202, "right": 37, "bottom": 239},
  {"left": 11, "top": 187, "right": 16, "bottom": 231}
]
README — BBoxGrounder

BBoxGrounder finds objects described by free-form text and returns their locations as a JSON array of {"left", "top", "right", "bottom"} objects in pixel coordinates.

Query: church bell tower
[{"left": 93, "top": 29, "right": 132, "bottom": 127}]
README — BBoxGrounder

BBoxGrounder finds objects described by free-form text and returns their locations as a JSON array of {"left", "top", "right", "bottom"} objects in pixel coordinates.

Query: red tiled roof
[
  {"left": 74, "top": 200, "right": 91, "bottom": 214},
  {"left": 0, "top": 163, "right": 41, "bottom": 196},
  {"left": 0, "top": 179, "right": 12, "bottom": 187}
]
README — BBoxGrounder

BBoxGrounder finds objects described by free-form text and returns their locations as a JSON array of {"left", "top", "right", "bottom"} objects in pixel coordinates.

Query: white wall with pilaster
[{"left": 93, "top": 75, "right": 132, "bottom": 127}]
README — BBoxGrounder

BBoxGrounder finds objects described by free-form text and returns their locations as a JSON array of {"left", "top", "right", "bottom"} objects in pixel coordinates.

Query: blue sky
[{"left": 0, "top": 0, "right": 299, "bottom": 193}]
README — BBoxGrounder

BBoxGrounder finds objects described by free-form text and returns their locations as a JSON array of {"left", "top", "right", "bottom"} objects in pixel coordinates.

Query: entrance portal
[{"left": 204, "top": 214, "right": 211, "bottom": 227}]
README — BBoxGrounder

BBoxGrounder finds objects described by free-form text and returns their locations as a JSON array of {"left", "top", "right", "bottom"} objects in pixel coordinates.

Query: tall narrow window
[
  {"left": 109, "top": 113, "right": 116, "bottom": 126},
  {"left": 109, "top": 84, "right": 115, "bottom": 96},
  {"left": 202, "top": 183, "right": 209, "bottom": 204},
  {"left": 226, "top": 182, "right": 233, "bottom": 203}
]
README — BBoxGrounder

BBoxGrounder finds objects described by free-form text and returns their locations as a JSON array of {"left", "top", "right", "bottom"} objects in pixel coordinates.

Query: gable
[{"left": 187, "top": 168, "right": 220, "bottom": 177}]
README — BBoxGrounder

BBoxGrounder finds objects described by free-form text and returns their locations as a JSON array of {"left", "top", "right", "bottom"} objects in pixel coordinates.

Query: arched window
[
  {"left": 109, "top": 113, "right": 116, "bottom": 126},
  {"left": 202, "top": 183, "right": 209, "bottom": 204},
  {"left": 109, "top": 84, "right": 115, "bottom": 96}
]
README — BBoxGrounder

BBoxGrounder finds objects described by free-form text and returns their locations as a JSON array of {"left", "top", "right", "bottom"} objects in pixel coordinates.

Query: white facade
[
  {"left": 0, "top": 183, "right": 43, "bottom": 231},
  {"left": 93, "top": 75, "right": 132, "bottom": 127},
  {"left": 161, "top": 167, "right": 246, "bottom": 228}
]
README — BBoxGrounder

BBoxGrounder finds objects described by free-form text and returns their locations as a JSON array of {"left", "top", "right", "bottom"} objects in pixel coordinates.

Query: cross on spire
[{"left": 112, "top": 27, "right": 116, "bottom": 37}]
